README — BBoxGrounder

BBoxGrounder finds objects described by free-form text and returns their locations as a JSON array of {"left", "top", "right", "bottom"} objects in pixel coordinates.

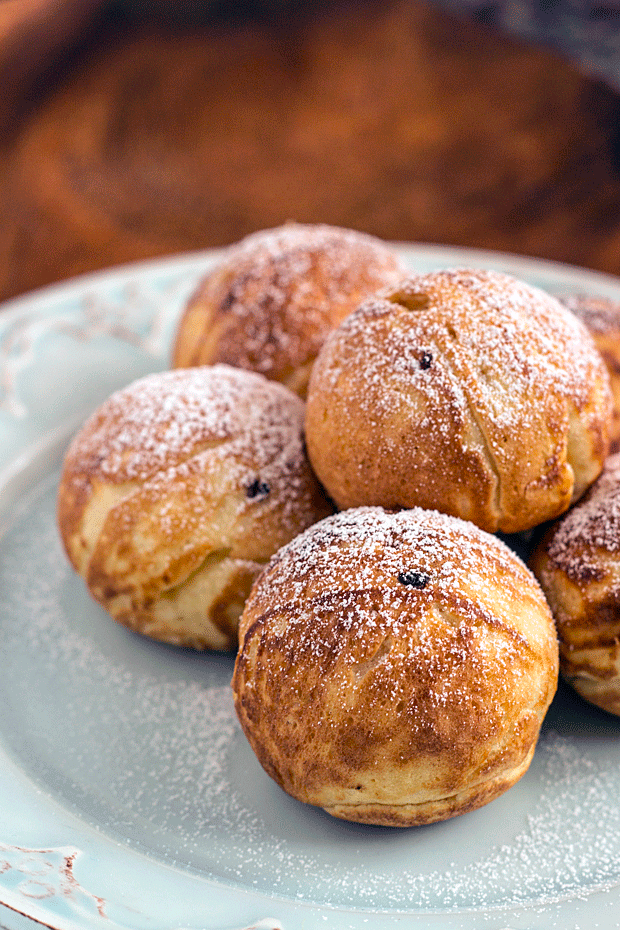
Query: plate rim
[{"left": 3, "top": 240, "right": 620, "bottom": 322}]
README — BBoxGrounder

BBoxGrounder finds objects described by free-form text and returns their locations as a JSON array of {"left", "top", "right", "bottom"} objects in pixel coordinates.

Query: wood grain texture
[
  {"left": 0, "top": 0, "right": 104, "bottom": 131},
  {"left": 1, "top": 0, "right": 620, "bottom": 300}
]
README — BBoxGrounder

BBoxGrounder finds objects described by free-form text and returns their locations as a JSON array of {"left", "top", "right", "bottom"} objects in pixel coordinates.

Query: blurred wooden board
[
  {"left": 1, "top": 0, "right": 620, "bottom": 300},
  {"left": 0, "top": 0, "right": 103, "bottom": 131}
]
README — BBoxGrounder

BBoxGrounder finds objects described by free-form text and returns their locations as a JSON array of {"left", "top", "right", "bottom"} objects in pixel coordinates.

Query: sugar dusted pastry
[
  {"left": 57, "top": 365, "right": 333, "bottom": 650},
  {"left": 171, "top": 223, "right": 401, "bottom": 397},
  {"left": 305, "top": 269, "right": 611, "bottom": 533},
  {"left": 561, "top": 294, "right": 620, "bottom": 453},
  {"left": 233, "top": 506, "right": 558, "bottom": 826},
  {"left": 531, "top": 452, "right": 620, "bottom": 716}
]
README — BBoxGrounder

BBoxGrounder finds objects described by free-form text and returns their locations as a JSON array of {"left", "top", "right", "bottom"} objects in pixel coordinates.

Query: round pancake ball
[
  {"left": 57, "top": 365, "right": 333, "bottom": 650},
  {"left": 305, "top": 269, "right": 611, "bottom": 533},
  {"left": 171, "top": 223, "right": 402, "bottom": 397},
  {"left": 531, "top": 452, "right": 620, "bottom": 716},
  {"left": 233, "top": 506, "right": 559, "bottom": 826}
]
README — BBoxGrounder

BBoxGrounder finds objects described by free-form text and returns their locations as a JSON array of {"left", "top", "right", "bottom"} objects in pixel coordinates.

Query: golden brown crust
[
  {"left": 562, "top": 294, "right": 620, "bottom": 454},
  {"left": 171, "top": 223, "right": 401, "bottom": 397},
  {"left": 530, "top": 452, "right": 620, "bottom": 715},
  {"left": 57, "top": 364, "right": 333, "bottom": 650},
  {"left": 233, "top": 507, "right": 558, "bottom": 825},
  {"left": 305, "top": 269, "right": 611, "bottom": 533},
  {"left": 322, "top": 744, "right": 536, "bottom": 827}
]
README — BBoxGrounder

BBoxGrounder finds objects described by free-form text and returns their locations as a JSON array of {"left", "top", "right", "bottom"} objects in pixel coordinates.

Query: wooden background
[{"left": 1, "top": 0, "right": 620, "bottom": 302}]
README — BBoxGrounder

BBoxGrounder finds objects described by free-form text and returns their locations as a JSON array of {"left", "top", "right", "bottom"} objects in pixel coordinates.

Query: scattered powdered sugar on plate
[
  {"left": 383, "top": 730, "right": 620, "bottom": 910},
  {"left": 1, "top": 469, "right": 620, "bottom": 913}
]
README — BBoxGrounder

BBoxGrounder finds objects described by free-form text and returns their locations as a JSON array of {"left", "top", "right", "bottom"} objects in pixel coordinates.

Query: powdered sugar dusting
[
  {"left": 546, "top": 452, "right": 620, "bottom": 578},
  {"left": 61, "top": 363, "right": 326, "bottom": 546},
  {"left": 263, "top": 504, "right": 524, "bottom": 589},
  {"left": 561, "top": 293, "right": 620, "bottom": 336},
  {"left": 221, "top": 223, "right": 400, "bottom": 299},
  {"left": 66, "top": 364, "right": 304, "bottom": 485},
  {"left": 175, "top": 223, "right": 402, "bottom": 386},
  {"left": 320, "top": 269, "right": 603, "bottom": 432},
  {"left": 250, "top": 505, "right": 544, "bottom": 648}
]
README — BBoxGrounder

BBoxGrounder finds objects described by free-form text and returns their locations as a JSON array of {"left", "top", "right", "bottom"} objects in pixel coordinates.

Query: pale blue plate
[{"left": 1, "top": 244, "right": 620, "bottom": 930}]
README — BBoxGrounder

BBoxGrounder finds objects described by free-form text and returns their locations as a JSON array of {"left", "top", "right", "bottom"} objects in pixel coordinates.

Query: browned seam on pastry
[
  {"left": 388, "top": 327, "right": 469, "bottom": 509},
  {"left": 433, "top": 596, "right": 538, "bottom": 657},
  {"left": 325, "top": 786, "right": 500, "bottom": 811},
  {"left": 68, "top": 437, "right": 230, "bottom": 563},
  {"left": 60, "top": 479, "right": 138, "bottom": 571},
  {"left": 60, "top": 435, "right": 233, "bottom": 554},
  {"left": 73, "top": 429, "right": 279, "bottom": 599},
  {"left": 386, "top": 292, "right": 502, "bottom": 522},
  {"left": 77, "top": 421, "right": 298, "bottom": 543},
  {"left": 158, "top": 547, "right": 232, "bottom": 596},
  {"left": 70, "top": 434, "right": 231, "bottom": 500},
  {"left": 563, "top": 663, "right": 618, "bottom": 681},
  {"left": 573, "top": 630, "right": 620, "bottom": 650},
  {"left": 561, "top": 649, "right": 620, "bottom": 680},
  {"left": 323, "top": 746, "right": 534, "bottom": 812},
  {"left": 442, "top": 323, "right": 504, "bottom": 524},
  {"left": 350, "top": 634, "right": 394, "bottom": 680},
  {"left": 159, "top": 548, "right": 270, "bottom": 601}
]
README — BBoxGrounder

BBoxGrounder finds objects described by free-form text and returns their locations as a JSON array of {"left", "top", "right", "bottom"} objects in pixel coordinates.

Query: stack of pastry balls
[{"left": 58, "top": 223, "right": 620, "bottom": 829}]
